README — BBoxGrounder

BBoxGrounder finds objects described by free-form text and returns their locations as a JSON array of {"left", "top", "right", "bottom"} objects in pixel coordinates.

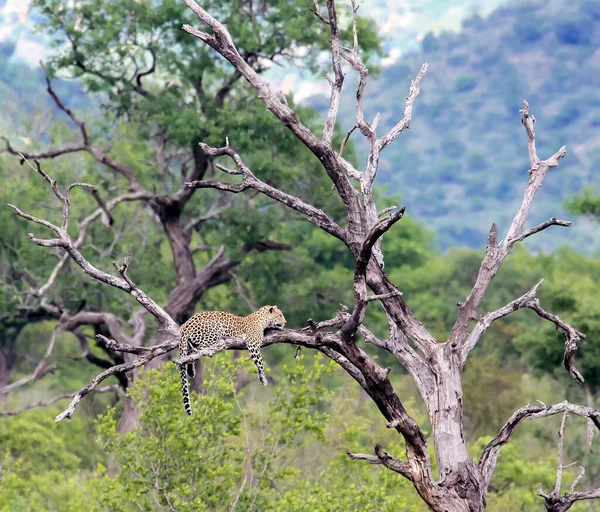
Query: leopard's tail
[
  {"left": 180, "top": 365, "right": 192, "bottom": 416},
  {"left": 179, "top": 335, "right": 193, "bottom": 415}
]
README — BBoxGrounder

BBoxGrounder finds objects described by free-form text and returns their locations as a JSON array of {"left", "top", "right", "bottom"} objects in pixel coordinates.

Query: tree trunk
[{"left": 0, "top": 351, "right": 11, "bottom": 407}]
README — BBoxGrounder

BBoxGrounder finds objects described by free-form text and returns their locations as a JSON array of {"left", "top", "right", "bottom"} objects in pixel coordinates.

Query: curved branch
[
  {"left": 513, "top": 217, "right": 571, "bottom": 244},
  {"left": 36, "top": 191, "right": 154, "bottom": 298},
  {"left": 62, "top": 311, "right": 130, "bottom": 345},
  {"left": 182, "top": 0, "right": 362, "bottom": 230},
  {"left": 526, "top": 300, "right": 587, "bottom": 385},
  {"left": 451, "top": 101, "right": 568, "bottom": 347},
  {"left": 2, "top": 75, "right": 143, "bottom": 189},
  {"left": 479, "top": 401, "right": 600, "bottom": 491},
  {"left": 135, "top": 47, "right": 156, "bottom": 90},
  {"left": 341, "top": 207, "right": 405, "bottom": 340},
  {"left": 9, "top": 158, "right": 178, "bottom": 336},
  {"left": 186, "top": 142, "right": 347, "bottom": 243},
  {"left": 347, "top": 443, "right": 412, "bottom": 480},
  {"left": 1, "top": 385, "right": 124, "bottom": 418},
  {"left": 460, "top": 278, "right": 544, "bottom": 364}
]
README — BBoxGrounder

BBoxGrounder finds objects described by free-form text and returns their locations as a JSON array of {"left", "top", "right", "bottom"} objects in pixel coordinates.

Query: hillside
[
  {"left": 2, "top": 0, "right": 599, "bottom": 253},
  {"left": 316, "top": 0, "right": 600, "bottom": 252}
]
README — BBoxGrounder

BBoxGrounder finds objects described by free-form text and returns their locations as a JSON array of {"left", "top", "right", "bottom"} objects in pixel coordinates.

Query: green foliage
[
  {"left": 91, "top": 355, "right": 334, "bottom": 511},
  {"left": 473, "top": 437, "right": 557, "bottom": 511},
  {"left": 0, "top": 410, "right": 104, "bottom": 512},
  {"left": 34, "top": 0, "right": 380, "bottom": 134},
  {"left": 463, "top": 355, "right": 525, "bottom": 438},
  {"left": 516, "top": 248, "right": 600, "bottom": 393},
  {"left": 566, "top": 186, "right": 600, "bottom": 218}
]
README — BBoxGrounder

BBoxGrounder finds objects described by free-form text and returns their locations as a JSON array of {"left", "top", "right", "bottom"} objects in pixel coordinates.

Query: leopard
[{"left": 178, "top": 305, "right": 287, "bottom": 415}]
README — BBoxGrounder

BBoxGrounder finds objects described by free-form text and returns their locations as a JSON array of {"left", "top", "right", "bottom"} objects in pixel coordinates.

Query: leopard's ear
[{"left": 269, "top": 306, "right": 274, "bottom": 313}]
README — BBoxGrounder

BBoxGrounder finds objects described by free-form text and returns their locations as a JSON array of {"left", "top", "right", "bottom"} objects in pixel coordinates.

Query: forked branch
[
  {"left": 460, "top": 278, "right": 544, "bottom": 364},
  {"left": 186, "top": 141, "right": 346, "bottom": 242},
  {"left": 1, "top": 73, "right": 141, "bottom": 188},
  {"left": 479, "top": 401, "right": 600, "bottom": 491},
  {"left": 347, "top": 444, "right": 412, "bottom": 480},
  {"left": 8, "top": 157, "right": 178, "bottom": 336},
  {"left": 452, "top": 101, "right": 569, "bottom": 352},
  {"left": 536, "top": 411, "right": 600, "bottom": 512},
  {"left": 341, "top": 207, "right": 405, "bottom": 340},
  {"left": 182, "top": 0, "right": 361, "bottom": 221},
  {"left": 526, "top": 301, "right": 587, "bottom": 385}
]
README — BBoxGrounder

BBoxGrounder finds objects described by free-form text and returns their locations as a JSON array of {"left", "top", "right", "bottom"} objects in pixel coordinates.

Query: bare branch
[
  {"left": 322, "top": 0, "right": 345, "bottom": 144},
  {"left": 357, "top": 207, "right": 406, "bottom": 276},
  {"left": 2, "top": 75, "right": 143, "bottom": 189},
  {"left": 346, "top": 450, "right": 381, "bottom": 463},
  {"left": 451, "top": 101, "right": 568, "bottom": 349},
  {"left": 186, "top": 142, "right": 346, "bottom": 242},
  {"left": 570, "top": 466, "right": 585, "bottom": 494},
  {"left": 9, "top": 160, "right": 178, "bottom": 336},
  {"left": 182, "top": 0, "right": 362, "bottom": 228},
  {"left": 520, "top": 100, "right": 538, "bottom": 167},
  {"left": 461, "top": 278, "right": 543, "bottom": 363},
  {"left": 112, "top": 245, "right": 136, "bottom": 290},
  {"left": 526, "top": 301, "right": 587, "bottom": 384},
  {"left": 340, "top": 0, "right": 372, "bottom": 140},
  {"left": 37, "top": 253, "right": 70, "bottom": 297},
  {"left": 347, "top": 444, "right": 412, "bottom": 480},
  {"left": 7, "top": 203, "right": 63, "bottom": 238},
  {"left": 335, "top": 0, "right": 426, "bottom": 268},
  {"left": 1, "top": 385, "right": 123, "bottom": 418},
  {"left": 310, "top": 0, "right": 330, "bottom": 25},
  {"left": 513, "top": 217, "right": 571, "bottom": 244},
  {"left": 341, "top": 207, "right": 405, "bottom": 341},
  {"left": 96, "top": 334, "right": 153, "bottom": 355},
  {"left": 183, "top": 197, "right": 235, "bottom": 235},
  {"left": 479, "top": 401, "right": 600, "bottom": 491},
  {"left": 44, "top": 73, "right": 89, "bottom": 145},
  {"left": 55, "top": 347, "right": 168, "bottom": 423},
  {"left": 378, "top": 64, "right": 429, "bottom": 151},
  {"left": 366, "top": 291, "right": 402, "bottom": 302},
  {"left": 135, "top": 46, "right": 156, "bottom": 91},
  {"left": 35, "top": 191, "right": 153, "bottom": 298},
  {"left": 339, "top": 124, "right": 357, "bottom": 159},
  {"left": 1, "top": 135, "right": 86, "bottom": 161},
  {"left": 89, "top": 187, "right": 114, "bottom": 227},
  {"left": 553, "top": 412, "right": 569, "bottom": 496}
]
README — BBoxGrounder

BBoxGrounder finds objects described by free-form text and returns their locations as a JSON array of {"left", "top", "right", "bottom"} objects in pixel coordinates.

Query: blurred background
[{"left": 0, "top": 0, "right": 599, "bottom": 510}]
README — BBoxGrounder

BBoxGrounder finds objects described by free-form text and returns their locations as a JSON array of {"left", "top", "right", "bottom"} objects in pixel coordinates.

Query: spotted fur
[{"left": 179, "top": 305, "right": 286, "bottom": 415}]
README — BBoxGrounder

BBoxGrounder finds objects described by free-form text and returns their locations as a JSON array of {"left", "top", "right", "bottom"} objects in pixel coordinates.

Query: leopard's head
[{"left": 259, "top": 305, "right": 287, "bottom": 330}]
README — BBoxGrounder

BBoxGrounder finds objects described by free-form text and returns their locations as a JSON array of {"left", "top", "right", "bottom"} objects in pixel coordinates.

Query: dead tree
[
  {"left": 0, "top": 73, "right": 290, "bottom": 428},
  {"left": 5, "top": 1, "right": 599, "bottom": 510}
]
